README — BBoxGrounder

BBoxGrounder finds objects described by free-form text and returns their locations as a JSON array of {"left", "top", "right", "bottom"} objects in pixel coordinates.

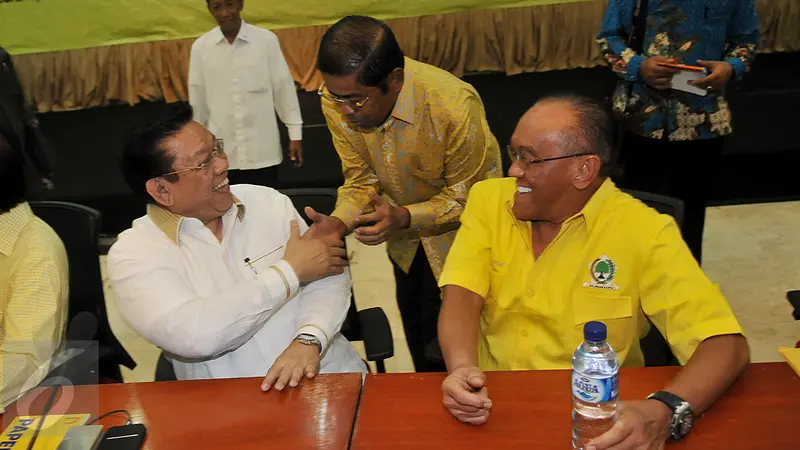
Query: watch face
[{"left": 673, "top": 409, "right": 694, "bottom": 440}]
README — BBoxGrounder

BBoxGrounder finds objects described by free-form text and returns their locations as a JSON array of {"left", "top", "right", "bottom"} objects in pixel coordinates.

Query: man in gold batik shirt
[{"left": 309, "top": 16, "right": 501, "bottom": 372}]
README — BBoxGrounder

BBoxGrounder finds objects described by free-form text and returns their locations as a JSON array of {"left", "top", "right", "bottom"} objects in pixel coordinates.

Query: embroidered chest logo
[{"left": 584, "top": 255, "right": 619, "bottom": 291}]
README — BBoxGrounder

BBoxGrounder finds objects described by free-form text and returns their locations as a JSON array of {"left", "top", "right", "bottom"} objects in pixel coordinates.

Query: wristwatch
[
  {"left": 295, "top": 333, "right": 322, "bottom": 352},
  {"left": 646, "top": 391, "right": 694, "bottom": 441}
]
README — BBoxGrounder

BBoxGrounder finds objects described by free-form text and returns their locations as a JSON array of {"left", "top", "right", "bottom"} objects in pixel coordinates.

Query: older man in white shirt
[
  {"left": 189, "top": 0, "right": 303, "bottom": 188},
  {"left": 108, "top": 104, "right": 365, "bottom": 391}
]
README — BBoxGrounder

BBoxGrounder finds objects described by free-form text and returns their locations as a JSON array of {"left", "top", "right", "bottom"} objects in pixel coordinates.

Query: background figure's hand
[
  {"left": 305, "top": 206, "right": 347, "bottom": 241},
  {"left": 354, "top": 191, "right": 411, "bottom": 246},
  {"left": 289, "top": 140, "right": 303, "bottom": 167},
  {"left": 261, "top": 339, "right": 321, "bottom": 391},
  {"left": 689, "top": 60, "right": 735, "bottom": 91},
  {"left": 283, "top": 220, "right": 347, "bottom": 283},
  {"left": 586, "top": 400, "right": 672, "bottom": 450},
  {"left": 640, "top": 56, "right": 680, "bottom": 90},
  {"left": 441, "top": 366, "right": 492, "bottom": 425}
]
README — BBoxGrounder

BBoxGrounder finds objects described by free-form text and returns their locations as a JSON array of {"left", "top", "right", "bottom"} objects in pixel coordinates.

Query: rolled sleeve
[
  {"left": 266, "top": 259, "right": 300, "bottom": 301},
  {"left": 639, "top": 221, "right": 744, "bottom": 365},
  {"left": 438, "top": 181, "right": 492, "bottom": 297}
]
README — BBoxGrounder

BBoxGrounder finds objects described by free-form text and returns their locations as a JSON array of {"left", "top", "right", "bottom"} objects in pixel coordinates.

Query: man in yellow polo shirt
[{"left": 437, "top": 94, "right": 749, "bottom": 449}]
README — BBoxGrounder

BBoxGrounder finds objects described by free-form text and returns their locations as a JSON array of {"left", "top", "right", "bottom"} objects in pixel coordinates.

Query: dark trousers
[
  {"left": 392, "top": 246, "right": 448, "bottom": 373},
  {"left": 227, "top": 165, "right": 280, "bottom": 188},
  {"left": 615, "top": 132, "right": 724, "bottom": 264}
]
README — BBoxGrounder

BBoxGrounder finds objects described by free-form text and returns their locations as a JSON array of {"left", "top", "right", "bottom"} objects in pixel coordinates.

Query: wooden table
[
  {"left": 352, "top": 362, "right": 799, "bottom": 449},
  {"left": 2, "top": 373, "right": 362, "bottom": 450}
]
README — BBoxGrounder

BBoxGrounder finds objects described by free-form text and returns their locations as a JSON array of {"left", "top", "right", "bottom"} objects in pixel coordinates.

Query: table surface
[
  {"left": 1, "top": 373, "right": 362, "bottom": 450},
  {"left": 352, "top": 362, "right": 800, "bottom": 449}
]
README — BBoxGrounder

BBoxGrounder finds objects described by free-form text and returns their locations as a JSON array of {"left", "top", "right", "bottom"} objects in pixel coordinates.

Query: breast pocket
[
  {"left": 572, "top": 294, "right": 634, "bottom": 354},
  {"left": 244, "top": 67, "right": 269, "bottom": 94},
  {"left": 245, "top": 245, "right": 284, "bottom": 276}
]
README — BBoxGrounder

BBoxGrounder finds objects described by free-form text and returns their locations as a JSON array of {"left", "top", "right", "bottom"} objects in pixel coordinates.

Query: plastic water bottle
[{"left": 571, "top": 321, "right": 620, "bottom": 449}]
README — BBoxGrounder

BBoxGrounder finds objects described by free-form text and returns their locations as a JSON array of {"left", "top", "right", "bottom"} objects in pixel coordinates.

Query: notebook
[{"left": 0, "top": 414, "right": 90, "bottom": 449}]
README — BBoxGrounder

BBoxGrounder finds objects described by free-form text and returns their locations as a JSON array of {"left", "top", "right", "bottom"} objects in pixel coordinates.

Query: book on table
[{"left": 0, "top": 413, "right": 90, "bottom": 449}]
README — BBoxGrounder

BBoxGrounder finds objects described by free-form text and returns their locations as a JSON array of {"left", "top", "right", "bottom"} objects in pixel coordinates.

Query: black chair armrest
[
  {"left": 358, "top": 307, "right": 394, "bottom": 361},
  {"left": 787, "top": 291, "right": 800, "bottom": 321}
]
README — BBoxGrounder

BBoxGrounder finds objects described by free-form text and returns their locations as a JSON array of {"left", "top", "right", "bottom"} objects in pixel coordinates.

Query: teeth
[
  {"left": 213, "top": 178, "right": 229, "bottom": 191},
  {"left": 518, "top": 186, "right": 532, "bottom": 194}
]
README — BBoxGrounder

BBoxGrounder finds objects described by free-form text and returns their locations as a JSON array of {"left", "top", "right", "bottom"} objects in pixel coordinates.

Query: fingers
[
  {"left": 273, "top": 364, "right": 294, "bottom": 391},
  {"left": 367, "top": 190, "right": 386, "bottom": 206},
  {"left": 355, "top": 219, "right": 391, "bottom": 237},
  {"left": 586, "top": 417, "right": 634, "bottom": 450},
  {"left": 356, "top": 210, "right": 383, "bottom": 224},
  {"left": 465, "top": 368, "right": 486, "bottom": 391},
  {"left": 288, "top": 220, "right": 301, "bottom": 241},
  {"left": 355, "top": 232, "right": 390, "bottom": 246},
  {"left": 305, "top": 206, "right": 322, "bottom": 223},
  {"left": 329, "top": 246, "right": 347, "bottom": 258},
  {"left": 304, "top": 363, "right": 317, "bottom": 379},
  {"left": 288, "top": 365, "right": 304, "bottom": 388},
  {"left": 446, "top": 383, "right": 491, "bottom": 410},
  {"left": 261, "top": 365, "right": 281, "bottom": 391}
]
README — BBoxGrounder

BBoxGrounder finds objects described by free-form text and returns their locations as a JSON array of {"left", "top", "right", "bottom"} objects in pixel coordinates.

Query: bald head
[{"left": 513, "top": 94, "right": 617, "bottom": 176}]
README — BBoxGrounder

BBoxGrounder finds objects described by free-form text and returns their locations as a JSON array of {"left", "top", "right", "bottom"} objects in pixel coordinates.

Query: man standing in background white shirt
[
  {"left": 189, "top": 0, "right": 303, "bottom": 188},
  {"left": 108, "top": 104, "right": 365, "bottom": 390}
]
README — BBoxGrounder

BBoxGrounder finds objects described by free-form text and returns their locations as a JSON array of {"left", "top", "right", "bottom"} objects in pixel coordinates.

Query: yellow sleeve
[
  {"left": 1, "top": 253, "right": 67, "bottom": 408},
  {"left": 406, "top": 96, "right": 498, "bottom": 229},
  {"left": 322, "top": 101, "right": 380, "bottom": 231},
  {"left": 438, "top": 181, "right": 493, "bottom": 297},
  {"left": 639, "top": 221, "right": 744, "bottom": 365}
]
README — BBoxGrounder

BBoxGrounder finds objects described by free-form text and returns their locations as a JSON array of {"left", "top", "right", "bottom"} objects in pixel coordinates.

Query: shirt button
[
  {"left": 527, "top": 289, "right": 534, "bottom": 297},
  {"left": 521, "top": 330, "right": 529, "bottom": 337}
]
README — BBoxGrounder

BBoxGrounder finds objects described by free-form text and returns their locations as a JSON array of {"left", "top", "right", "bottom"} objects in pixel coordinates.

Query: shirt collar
[
  {"left": 214, "top": 19, "right": 250, "bottom": 45},
  {"left": 504, "top": 178, "right": 616, "bottom": 237},
  {"left": 147, "top": 196, "right": 246, "bottom": 246},
  {"left": 0, "top": 202, "right": 35, "bottom": 256},
  {"left": 386, "top": 57, "right": 416, "bottom": 127}
]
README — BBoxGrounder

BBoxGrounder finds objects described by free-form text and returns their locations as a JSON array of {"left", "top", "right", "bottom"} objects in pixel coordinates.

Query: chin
[{"left": 511, "top": 205, "right": 536, "bottom": 222}]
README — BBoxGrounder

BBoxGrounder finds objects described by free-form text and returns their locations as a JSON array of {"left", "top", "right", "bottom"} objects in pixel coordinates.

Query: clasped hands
[
  {"left": 442, "top": 366, "right": 672, "bottom": 449},
  {"left": 305, "top": 191, "right": 410, "bottom": 246},
  {"left": 640, "top": 56, "right": 733, "bottom": 92}
]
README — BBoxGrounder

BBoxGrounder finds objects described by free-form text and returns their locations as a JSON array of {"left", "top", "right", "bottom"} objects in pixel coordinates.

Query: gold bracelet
[{"left": 269, "top": 265, "right": 291, "bottom": 298}]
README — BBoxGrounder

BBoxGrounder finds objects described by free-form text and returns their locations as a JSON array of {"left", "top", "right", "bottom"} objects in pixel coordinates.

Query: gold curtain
[{"left": 11, "top": 0, "right": 800, "bottom": 113}]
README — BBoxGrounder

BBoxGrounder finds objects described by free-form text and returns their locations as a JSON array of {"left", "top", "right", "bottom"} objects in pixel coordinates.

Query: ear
[
  {"left": 573, "top": 155, "right": 602, "bottom": 190},
  {"left": 145, "top": 178, "right": 175, "bottom": 208},
  {"left": 238, "top": 0, "right": 244, "bottom": 12},
  {"left": 389, "top": 68, "right": 404, "bottom": 95}
]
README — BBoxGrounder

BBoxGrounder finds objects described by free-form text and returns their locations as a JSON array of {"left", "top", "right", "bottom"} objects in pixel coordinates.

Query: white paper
[{"left": 670, "top": 69, "right": 709, "bottom": 96}]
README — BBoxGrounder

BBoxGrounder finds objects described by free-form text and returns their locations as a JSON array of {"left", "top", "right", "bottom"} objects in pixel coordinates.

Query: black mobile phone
[{"left": 95, "top": 424, "right": 147, "bottom": 450}]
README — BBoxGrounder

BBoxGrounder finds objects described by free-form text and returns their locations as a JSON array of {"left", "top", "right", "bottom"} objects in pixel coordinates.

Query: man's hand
[
  {"left": 354, "top": 191, "right": 411, "bottom": 246},
  {"left": 640, "top": 57, "right": 680, "bottom": 90},
  {"left": 305, "top": 206, "right": 348, "bottom": 241},
  {"left": 689, "top": 60, "right": 734, "bottom": 91},
  {"left": 283, "top": 220, "right": 347, "bottom": 283},
  {"left": 586, "top": 400, "right": 672, "bottom": 450},
  {"left": 261, "top": 339, "right": 321, "bottom": 391},
  {"left": 289, "top": 140, "right": 303, "bottom": 167},
  {"left": 441, "top": 366, "right": 492, "bottom": 425}
]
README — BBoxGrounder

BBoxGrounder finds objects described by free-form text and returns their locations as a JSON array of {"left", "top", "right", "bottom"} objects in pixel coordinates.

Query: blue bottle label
[{"left": 572, "top": 371, "right": 618, "bottom": 403}]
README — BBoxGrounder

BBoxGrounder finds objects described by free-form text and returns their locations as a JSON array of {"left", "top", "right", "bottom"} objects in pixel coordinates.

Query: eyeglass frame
[
  {"left": 157, "top": 138, "right": 227, "bottom": 178},
  {"left": 507, "top": 145, "right": 595, "bottom": 169},
  {"left": 317, "top": 82, "right": 381, "bottom": 109}
]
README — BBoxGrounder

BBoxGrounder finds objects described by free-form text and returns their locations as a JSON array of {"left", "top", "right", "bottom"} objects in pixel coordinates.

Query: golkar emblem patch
[{"left": 583, "top": 255, "right": 619, "bottom": 291}]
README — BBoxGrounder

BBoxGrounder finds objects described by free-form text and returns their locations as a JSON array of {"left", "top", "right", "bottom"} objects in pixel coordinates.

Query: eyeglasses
[
  {"left": 159, "top": 138, "right": 227, "bottom": 178},
  {"left": 317, "top": 83, "right": 379, "bottom": 109},
  {"left": 507, "top": 145, "right": 594, "bottom": 169}
]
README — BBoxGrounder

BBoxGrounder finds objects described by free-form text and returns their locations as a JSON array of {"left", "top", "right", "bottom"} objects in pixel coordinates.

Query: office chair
[
  {"left": 29, "top": 201, "right": 137, "bottom": 382},
  {"left": 623, "top": 189, "right": 685, "bottom": 366}
]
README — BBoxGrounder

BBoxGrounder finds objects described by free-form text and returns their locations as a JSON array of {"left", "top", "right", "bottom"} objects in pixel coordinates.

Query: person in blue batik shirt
[{"left": 598, "top": 0, "right": 759, "bottom": 264}]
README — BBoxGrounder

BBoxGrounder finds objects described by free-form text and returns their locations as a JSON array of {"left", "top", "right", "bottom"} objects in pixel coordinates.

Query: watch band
[
  {"left": 647, "top": 391, "right": 694, "bottom": 441},
  {"left": 295, "top": 333, "right": 322, "bottom": 351}
]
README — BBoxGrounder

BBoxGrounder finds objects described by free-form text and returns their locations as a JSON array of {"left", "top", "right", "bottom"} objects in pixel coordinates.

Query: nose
[
  {"left": 508, "top": 160, "right": 524, "bottom": 178},
  {"left": 213, "top": 153, "right": 229, "bottom": 174},
  {"left": 339, "top": 103, "right": 356, "bottom": 116}
]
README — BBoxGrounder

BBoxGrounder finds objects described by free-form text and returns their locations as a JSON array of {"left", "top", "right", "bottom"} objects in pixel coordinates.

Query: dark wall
[{"left": 32, "top": 52, "right": 800, "bottom": 235}]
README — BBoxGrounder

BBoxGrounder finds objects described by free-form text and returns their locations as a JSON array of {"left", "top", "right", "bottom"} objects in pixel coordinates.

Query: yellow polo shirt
[{"left": 439, "top": 178, "right": 743, "bottom": 370}]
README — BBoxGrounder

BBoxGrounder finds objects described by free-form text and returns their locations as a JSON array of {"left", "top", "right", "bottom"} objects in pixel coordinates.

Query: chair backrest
[
  {"left": 622, "top": 189, "right": 686, "bottom": 232},
  {"left": 29, "top": 201, "right": 136, "bottom": 372},
  {"left": 278, "top": 188, "right": 363, "bottom": 342}
]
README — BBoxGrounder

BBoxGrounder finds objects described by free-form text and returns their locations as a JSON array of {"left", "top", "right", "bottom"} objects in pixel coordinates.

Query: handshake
[{"left": 282, "top": 207, "right": 350, "bottom": 283}]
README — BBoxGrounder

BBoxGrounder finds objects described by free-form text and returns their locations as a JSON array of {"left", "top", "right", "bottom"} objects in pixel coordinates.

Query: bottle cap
[{"left": 584, "top": 321, "right": 607, "bottom": 342}]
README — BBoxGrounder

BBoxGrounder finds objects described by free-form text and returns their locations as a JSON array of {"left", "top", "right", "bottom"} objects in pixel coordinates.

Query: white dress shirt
[
  {"left": 107, "top": 185, "right": 366, "bottom": 380},
  {"left": 189, "top": 21, "right": 303, "bottom": 170}
]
